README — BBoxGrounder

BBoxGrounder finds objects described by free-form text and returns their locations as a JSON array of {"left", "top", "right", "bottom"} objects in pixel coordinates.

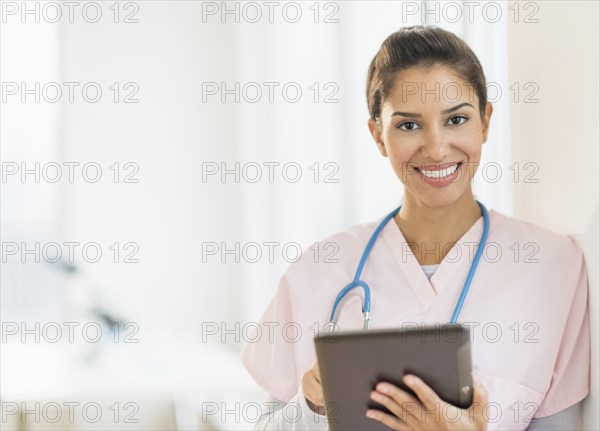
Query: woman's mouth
[
  {"left": 414, "top": 162, "right": 463, "bottom": 186},
  {"left": 417, "top": 162, "right": 460, "bottom": 178}
]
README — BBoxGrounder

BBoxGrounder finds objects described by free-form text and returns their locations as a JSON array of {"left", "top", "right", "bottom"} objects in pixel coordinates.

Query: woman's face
[{"left": 368, "top": 65, "right": 493, "bottom": 208}]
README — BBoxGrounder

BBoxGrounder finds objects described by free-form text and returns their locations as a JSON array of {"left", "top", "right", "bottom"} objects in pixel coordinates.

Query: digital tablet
[{"left": 314, "top": 324, "right": 472, "bottom": 431}]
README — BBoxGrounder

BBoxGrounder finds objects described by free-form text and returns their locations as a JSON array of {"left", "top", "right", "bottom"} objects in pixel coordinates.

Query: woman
[{"left": 241, "top": 26, "right": 590, "bottom": 431}]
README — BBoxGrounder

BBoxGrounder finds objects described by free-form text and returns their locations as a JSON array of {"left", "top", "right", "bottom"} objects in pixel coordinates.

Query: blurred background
[{"left": 1, "top": 0, "right": 598, "bottom": 429}]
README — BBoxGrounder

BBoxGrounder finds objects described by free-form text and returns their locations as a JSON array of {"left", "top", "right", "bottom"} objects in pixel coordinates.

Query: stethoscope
[{"left": 327, "top": 200, "right": 490, "bottom": 332}]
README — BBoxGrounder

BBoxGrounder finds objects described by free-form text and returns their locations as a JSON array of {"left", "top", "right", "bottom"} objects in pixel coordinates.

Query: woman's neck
[{"left": 395, "top": 192, "right": 482, "bottom": 265}]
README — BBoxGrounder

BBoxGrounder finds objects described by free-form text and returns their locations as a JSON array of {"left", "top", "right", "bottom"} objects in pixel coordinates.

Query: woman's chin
[{"left": 411, "top": 188, "right": 471, "bottom": 209}]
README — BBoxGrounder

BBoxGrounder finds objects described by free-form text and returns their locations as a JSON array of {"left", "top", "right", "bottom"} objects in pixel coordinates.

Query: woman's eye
[
  {"left": 397, "top": 121, "right": 420, "bottom": 131},
  {"left": 448, "top": 115, "right": 468, "bottom": 126}
]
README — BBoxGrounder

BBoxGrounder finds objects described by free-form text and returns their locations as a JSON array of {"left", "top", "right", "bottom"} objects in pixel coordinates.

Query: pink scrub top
[{"left": 241, "top": 208, "right": 590, "bottom": 430}]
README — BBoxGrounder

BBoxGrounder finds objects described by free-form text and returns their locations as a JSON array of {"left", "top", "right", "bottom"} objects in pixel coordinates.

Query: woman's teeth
[{"left": 419, "top": 163, "right": 459, "bottom": 179}]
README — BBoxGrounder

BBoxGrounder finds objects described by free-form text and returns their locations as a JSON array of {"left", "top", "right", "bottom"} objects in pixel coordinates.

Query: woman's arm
[
  {"left": 526, "top": 401, "right": 581, "bottom": 431},
  {"left": 254, "top": 387, "right": 329, "bottom": 431}
]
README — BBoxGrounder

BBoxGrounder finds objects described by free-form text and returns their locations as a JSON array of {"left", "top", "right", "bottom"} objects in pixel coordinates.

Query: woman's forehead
[{"left": 384, "top": 66, "right": 479, "bottom": 113}]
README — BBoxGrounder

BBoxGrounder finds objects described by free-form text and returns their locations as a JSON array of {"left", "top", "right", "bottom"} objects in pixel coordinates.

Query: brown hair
[{"left": 366, "top": 25, "right": 487, "bottom": 121}]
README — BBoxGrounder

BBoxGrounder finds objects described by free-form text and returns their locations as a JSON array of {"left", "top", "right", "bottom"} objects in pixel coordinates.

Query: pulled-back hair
[{"left": 366, "top": 25, "right": 487, "bottom": 121}]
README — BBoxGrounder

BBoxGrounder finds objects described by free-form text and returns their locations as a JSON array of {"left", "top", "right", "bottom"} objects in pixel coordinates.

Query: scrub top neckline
[{"left": 380, "top": 209, "right": 491, "bottom": 311}]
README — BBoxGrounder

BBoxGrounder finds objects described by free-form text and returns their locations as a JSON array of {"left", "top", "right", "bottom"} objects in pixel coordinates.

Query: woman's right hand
[{"left": 301, "top": 361, "right": 326, "bottom": 415}]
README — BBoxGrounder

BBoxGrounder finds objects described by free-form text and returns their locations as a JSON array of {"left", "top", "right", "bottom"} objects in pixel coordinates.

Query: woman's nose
[{"left": 420, "top": 128, "right": 451, "bottom": 161}]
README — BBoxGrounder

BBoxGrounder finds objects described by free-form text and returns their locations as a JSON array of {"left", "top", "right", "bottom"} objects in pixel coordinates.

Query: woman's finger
[
  {"left": 301, "top": 366, "right": 325, "bottom": 406},
  {"left": 313, "top": 361, "right": 322, "bottom": 383},
  {"left": 307, "top": 374, "right": 325, "bottom": 405},
  {"left": 370, "top": 391, "right": 407, "bottom": 423},
  {"left": 470, "top": 375, "right": 489, "bottom": 418},
  {"left": 366, "top": 408, "right": 411, "bottom": 431},
  {"left": 402, "top": 375, "right": 442, "bottom": 411},
  {"left": 373, "top": 383, "right": 422, "bottom": 425}
]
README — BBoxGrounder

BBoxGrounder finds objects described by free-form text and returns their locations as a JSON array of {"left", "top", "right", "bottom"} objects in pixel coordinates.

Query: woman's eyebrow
[{"left": 390, "top": 102, "right": 475, "bottom": 118}]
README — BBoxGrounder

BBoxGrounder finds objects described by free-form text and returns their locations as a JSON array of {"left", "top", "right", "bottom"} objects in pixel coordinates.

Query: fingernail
[
  {"left": 376, "top": 383, "right": 390, "bottom": 393},
  {"left": 403, "top": 375, "right": 415, "bottom": 385},
  {"left": 472, "top": 372, "right": 481, "bottom": 387},
  {"left": 371, "top": 391, "right": 384, "bottom": 402}
]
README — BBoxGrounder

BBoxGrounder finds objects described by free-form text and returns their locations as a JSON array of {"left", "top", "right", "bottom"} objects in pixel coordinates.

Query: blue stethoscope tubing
[{"left": 328, "top": 200, "right": 490, "bottom": 331}]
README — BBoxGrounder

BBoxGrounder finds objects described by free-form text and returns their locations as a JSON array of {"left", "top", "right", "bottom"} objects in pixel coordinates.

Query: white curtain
[{"left": 0, "top": 21, "right": 63, "bottom": 323}]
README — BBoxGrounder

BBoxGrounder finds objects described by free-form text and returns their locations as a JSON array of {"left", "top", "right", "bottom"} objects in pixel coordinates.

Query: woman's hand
[
  {"left": 301, "top": 361, "right": 326, "bottom": 415},
  {"left": 366, "top": 374, "right": 488, "bottom": 431}
]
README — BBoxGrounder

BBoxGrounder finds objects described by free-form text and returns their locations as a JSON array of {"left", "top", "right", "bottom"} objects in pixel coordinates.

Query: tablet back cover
[{"left": 314, "top": 324, "right": 472, "bottom": 431}]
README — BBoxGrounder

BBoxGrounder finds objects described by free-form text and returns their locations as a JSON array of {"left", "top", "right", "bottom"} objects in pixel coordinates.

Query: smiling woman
[{"left": 241, "top": 25, "right": 590, "bottom": 431}]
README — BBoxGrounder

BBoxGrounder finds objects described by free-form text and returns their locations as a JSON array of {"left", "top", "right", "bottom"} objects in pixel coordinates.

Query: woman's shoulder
[
  {"left": 489, "top": 209, "right": 584, "bottom": 265},
  {"left": 282, "top": 217, "right": 382, "bottom": 283},
  {"left": 317, "top": 218, "right": 381, "bottom": 247}
]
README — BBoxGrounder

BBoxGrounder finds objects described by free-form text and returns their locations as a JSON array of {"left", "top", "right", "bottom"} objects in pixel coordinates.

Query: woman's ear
[
  {"left": 481, "top": 102, "right": 493, "bottom": 143},
  {"left": 368, "top": 118, "right": 388, "bottom": 157}
]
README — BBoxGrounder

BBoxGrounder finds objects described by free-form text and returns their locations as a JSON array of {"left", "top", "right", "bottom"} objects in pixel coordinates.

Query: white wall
[{"left": 508, "top": 2, "right": 599, "bottom": 429}]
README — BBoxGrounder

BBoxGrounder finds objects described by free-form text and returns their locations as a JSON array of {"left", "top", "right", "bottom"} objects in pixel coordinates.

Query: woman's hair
[{"left": 366, "top": 25, "right": 487, "bottom": 121}]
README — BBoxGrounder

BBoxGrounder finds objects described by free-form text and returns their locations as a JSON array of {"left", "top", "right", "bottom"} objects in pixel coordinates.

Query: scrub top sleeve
[
  {"left": 534, "top": 247, "right": 591, "bottom": 418},
  {"left": 240, "top": 274, "right": 300, "bottom": 403},
  {"left": 254, "top": 386, "right": 329, "bottom": 430}
]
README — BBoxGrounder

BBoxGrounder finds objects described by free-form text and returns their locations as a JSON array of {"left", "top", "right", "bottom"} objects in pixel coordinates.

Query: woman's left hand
[{"left": 366, "top": 374, "right": 488, "bottom": 431}]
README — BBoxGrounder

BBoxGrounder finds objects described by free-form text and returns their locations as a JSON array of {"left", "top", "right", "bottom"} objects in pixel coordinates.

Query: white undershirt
[{"left": 421, "top": 263, "right": 440, "bottom": 280}]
